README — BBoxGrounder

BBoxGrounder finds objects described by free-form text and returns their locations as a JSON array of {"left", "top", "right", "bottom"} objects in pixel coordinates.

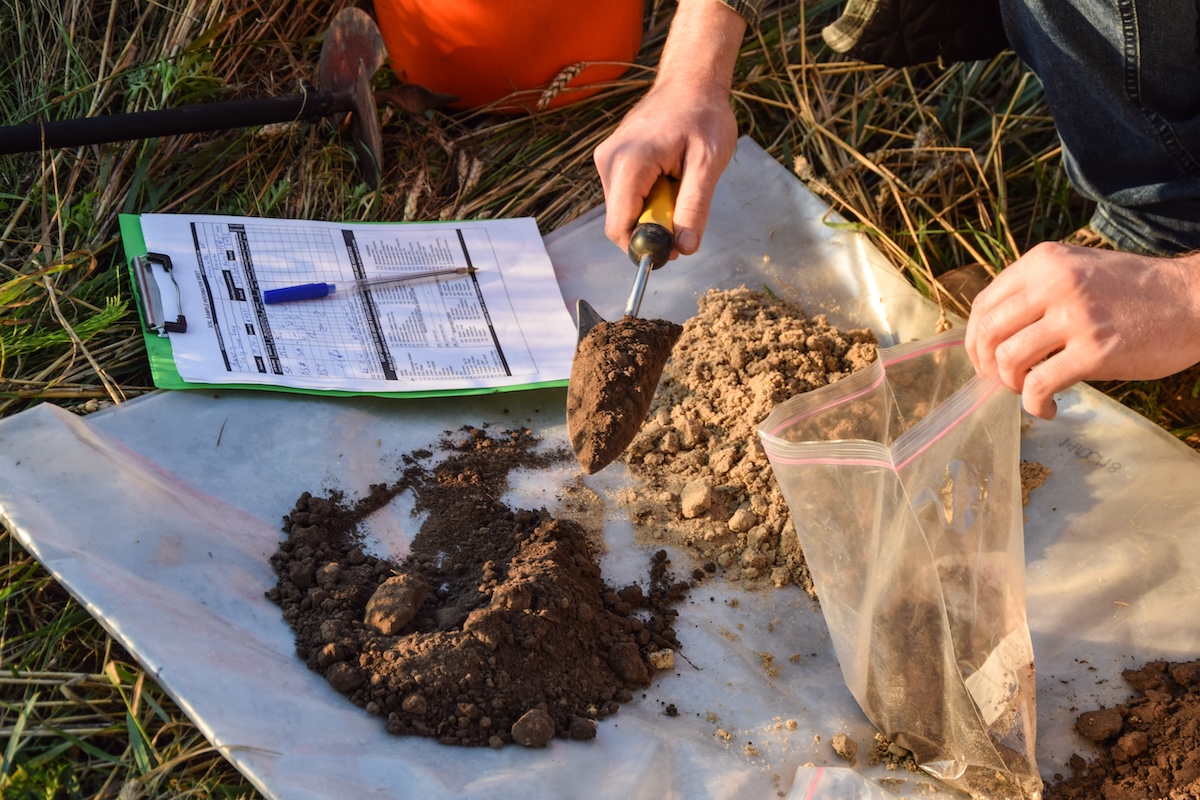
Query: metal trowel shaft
[
  {"left": 623, "top": 175, "right": 678, "bottom": 317},
  {"left": 624, "top": 254, "right": 654, "bottom": 318}
]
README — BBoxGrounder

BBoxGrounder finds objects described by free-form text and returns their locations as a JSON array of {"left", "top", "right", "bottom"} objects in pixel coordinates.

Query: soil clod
[
  {"left": 1046, "top": 658, "right": 1200, "bottom": 799},
  {"left": 616, "top": 286, "right": 878, "bottom": 593}
]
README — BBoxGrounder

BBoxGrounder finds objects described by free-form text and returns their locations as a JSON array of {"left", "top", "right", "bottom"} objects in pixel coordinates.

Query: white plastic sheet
[{"left": 2, "top": 138, "right": 1199, "bottom": 799}]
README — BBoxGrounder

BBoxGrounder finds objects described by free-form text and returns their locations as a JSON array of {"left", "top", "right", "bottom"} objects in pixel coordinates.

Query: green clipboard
[{"left": 119, "top": 213, "right": 570, "bottom": 398}]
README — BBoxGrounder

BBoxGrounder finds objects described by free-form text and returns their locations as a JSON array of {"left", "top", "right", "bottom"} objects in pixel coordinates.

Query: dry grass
[{"left": 2, "top": 0, "right": 1197, "bottom": 796}]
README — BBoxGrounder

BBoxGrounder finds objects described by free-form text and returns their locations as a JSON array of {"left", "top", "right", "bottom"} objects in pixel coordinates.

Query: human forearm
[{"left": 658, "top": 0, "right": 748, "bottom": 96}]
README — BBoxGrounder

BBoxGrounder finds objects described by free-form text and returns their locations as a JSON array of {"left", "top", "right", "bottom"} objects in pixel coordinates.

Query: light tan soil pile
[
  {"left": 616, "top": 286, "right": 878, "bottom": 595},
  {"left": 1020, "top": 460, "right": 1051, "bottom": 506}
]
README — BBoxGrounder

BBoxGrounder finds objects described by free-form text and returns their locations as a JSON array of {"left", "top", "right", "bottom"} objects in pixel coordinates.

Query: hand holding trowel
[{"left": 567, "top": 175, "right": 685, "bottom": 474}]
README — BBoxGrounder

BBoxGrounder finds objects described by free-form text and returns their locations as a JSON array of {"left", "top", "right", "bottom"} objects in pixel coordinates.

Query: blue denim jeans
[{"left": 999, "top": 0, "right": 1200, "bottom": 255}]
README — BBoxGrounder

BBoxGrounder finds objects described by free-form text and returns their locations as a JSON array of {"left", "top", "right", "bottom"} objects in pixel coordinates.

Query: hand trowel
[{"left": 566, "top": 175, "right": 685, "bottom": 474}]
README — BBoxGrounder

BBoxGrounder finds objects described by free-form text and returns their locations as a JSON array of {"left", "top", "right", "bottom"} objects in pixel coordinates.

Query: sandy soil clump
[{"left": 617, "top": 286, "right": 878, "bottom": 595}]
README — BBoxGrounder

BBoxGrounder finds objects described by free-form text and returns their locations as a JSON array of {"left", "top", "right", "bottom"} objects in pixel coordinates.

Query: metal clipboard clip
[{"left": 133, "top": 252, "right": 187, "bottom": 337}]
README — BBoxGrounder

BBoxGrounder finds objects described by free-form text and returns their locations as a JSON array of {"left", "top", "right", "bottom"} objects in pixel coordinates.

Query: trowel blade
[{"left": 575, "top": 298, "right": 606, "bottom": 344}]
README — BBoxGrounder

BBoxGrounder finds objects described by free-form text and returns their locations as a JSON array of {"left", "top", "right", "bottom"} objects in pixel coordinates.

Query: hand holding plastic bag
[{"left": 760, "top": 328, "right": 1040, "bottom": 800}]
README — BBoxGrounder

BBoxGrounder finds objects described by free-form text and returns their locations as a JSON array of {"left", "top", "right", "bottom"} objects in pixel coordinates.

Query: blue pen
[{"left": 263, "top": 266, "right": 477, "bottom": 305}]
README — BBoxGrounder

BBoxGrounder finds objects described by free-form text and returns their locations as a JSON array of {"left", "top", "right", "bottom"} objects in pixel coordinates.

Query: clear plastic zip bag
[
  {"left": 785, "top": 765, "right": 901, "bottom": 799},
  {"left": 759, "top": 328, "right": 1041, "bottom": 800}
]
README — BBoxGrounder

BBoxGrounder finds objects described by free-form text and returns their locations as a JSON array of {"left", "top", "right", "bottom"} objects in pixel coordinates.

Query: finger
[
  {"left": 601, "top": 159, "right": 661, "bottom": 253},
  {"left": 966, "top": 288, "right": 1053, "bottom": 380},
  {"left": 1020, "top": 350, "right": 1087, "bottom": 420},
  {"left": 991, "top": 317, "right": 1066, "bottom": 394},
  {"left": 964, "top": 263, "right": 1033, "bottom": 369},
  {"left": 1021, "top": 384, "right": 1059, "bottom": 420}
]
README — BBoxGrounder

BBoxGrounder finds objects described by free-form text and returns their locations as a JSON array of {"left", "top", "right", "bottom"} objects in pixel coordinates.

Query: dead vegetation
[{"left": 3, "top": 0, "right": 1199, "bottom": 796}]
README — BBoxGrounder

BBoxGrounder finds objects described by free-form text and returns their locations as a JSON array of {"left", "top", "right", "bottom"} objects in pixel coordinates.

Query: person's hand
[
  {"left": 593, "top": 0, "right": 746, "bottom": 258},
  {"left": 594, "top": 78, "right": 737, "bottom": 258},
  {"left": 965, "top": 242, "right": 1200, "bottom": 419}
]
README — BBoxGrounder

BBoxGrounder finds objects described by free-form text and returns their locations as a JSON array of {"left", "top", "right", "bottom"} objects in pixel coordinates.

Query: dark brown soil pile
[
  {"left": 567, "top": 315, "right": 683, "bottom": 474},
  {"left": 267, "top": 426, "right": 689, "bottom": 748},
  {"left": 616, "top": 286, "right": 878, "bottom": 594},
  {"left": 1045, "top": 658, "right": 1200, "bottom": 799}
]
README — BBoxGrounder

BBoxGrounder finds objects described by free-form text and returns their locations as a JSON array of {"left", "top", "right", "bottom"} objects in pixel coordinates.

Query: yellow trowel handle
[{"left": 627, "top": 175, "right": 678, "bottom": 271}]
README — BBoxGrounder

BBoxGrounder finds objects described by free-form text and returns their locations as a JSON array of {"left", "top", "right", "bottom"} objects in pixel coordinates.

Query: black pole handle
[{"left": 0, "top": 90, "right": 352, "bottom": 155}]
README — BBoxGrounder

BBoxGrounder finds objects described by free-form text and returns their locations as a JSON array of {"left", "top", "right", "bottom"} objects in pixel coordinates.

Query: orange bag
[{"left": 373, "top": 0, "right": 644, "bottom": 112}]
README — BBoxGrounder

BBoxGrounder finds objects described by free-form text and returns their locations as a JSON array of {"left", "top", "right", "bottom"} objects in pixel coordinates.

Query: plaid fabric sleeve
[
  {"left": 718, "top": 0, "right": 765, "bottom": 27},
  {"left": 822, "top": 0, "right": 882, "bottom": 53}
]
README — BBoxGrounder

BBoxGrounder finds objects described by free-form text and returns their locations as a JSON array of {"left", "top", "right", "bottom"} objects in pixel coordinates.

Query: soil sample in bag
[
  {"left": 863, "top": 593, "right": 1038, "bottom": 798},
  {"left": 568, "top": 315, "right": 683, "bottom": 474},
  {"left": 267, "top": 426, "right": 689, "bottom": 748}
]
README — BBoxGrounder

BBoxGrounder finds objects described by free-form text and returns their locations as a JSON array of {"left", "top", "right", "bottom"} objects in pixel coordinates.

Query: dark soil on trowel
[
  {"left": 267, "top": 425, "right": 689, "bottom": 748},
  {"left": 567, "top": 315, "right": 683, "bottom": 474}
]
